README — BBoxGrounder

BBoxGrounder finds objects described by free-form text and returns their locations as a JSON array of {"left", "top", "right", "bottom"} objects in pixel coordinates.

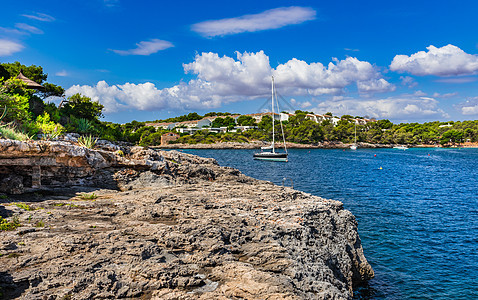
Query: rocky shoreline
[{"left": 0, "top": 139, "right": 373, "bottom": 299}]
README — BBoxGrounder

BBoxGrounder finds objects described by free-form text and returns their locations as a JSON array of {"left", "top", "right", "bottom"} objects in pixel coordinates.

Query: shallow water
[{"left": 178, "top": 148, "right": 478, "bottom": 299}]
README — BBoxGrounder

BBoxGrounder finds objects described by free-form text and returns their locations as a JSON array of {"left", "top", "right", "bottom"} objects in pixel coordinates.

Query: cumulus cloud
[
  {"left": 66, "top": 51, "right": 391, "bottom": 113},
  {"left": 299, "top": 101, "right": 312, "bottom": 109},
  {"left": 15, "top": 23, "right": 43, "bottom": 34},
  {"left": 390, "top": 44, "right": 478, "bottom": 76},
  {"left": 111, "top": 39, "right": 173, "bottom": 56},
  {"left": 314, "top": 96, "right": 448, "bottom": 120},
  {"left": 400, "top": 76, "right": 418, "bottom": 88},
  {"left": 0, "top": 39, "right": 24, "bottom": 56},
  {"left": 357, "top": 78, "right": 395, "bottom": 93},
  {"left": 21, "top": 12, "right": 55, "bottom": 22},
  {"left": 455, "top": 97, "right": 478, "bottom": 115},
  {"left": 192, "top": 6, "right": 316, "bottom": 37}
]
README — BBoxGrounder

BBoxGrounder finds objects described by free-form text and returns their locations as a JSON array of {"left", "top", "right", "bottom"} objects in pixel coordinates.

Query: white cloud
[
  {"left": 0, "top": 27, "right": 26, "bottom": 35},
  {"left": 191, "top": 6, "right": 316, "bottom": 37},
  {"left": 455, "top": 97, "right": 478, "bottom": 115},
  {"left": 357, "top": 78, "right": 396, "bottom": 93},
  {"left": 435, "top": 77, "right": 478, "bottom": 84},
  {"left": 0, "top": 39, "right": 24, "bottom": 56},
  {"left": 15, "top": 23, "right": 43, "bottom": 34},
  {"left": 432, "top": 92, "right": 458, "bottom": 98},
  {"left": 390, "top": 44, "right": 478, "bottom": 76},
  {"left": 313, "top": 96, "right": 448, "bottom": 120},
  {"left": 55, "top": 70, "right": 68, "bottom": 77},
  {"left": 66, "top": 51, "right": 391, "bottom": 114},
  {"left": 344, "top": 48, "right": 359, "bottom": 52},
  {"left": 111, "top": 39, "right": 173, "bottom": 56},
  {"left": 413, "top": 90, "right": 427, "bottom": 96},
  {"left": 21, "top": 12, "right": 55, "bottom": 22},
  {"left": 300, "top": 101, "right": 312, "bottom": 109},
  {"left": 400, "top": 76, "right": 418, "bottom": 88}
]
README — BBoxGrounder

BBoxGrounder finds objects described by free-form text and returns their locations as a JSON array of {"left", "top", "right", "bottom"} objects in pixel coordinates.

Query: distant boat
[
  {"left": 393, "top": 146, "right": 408, "bottom": 150},
  {"left": 253, "top": 76, "right": 288, "bottom": 162},
  {"left": 350, "top": 122, "right": 358, "bottom": 150}
]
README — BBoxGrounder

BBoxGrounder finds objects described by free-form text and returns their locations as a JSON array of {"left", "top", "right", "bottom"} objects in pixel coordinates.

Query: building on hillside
[
  {"left": 331, "top": 117, "right": 341, "bottom": 126},
  {"left": 175, "top": 119, "right": 213, "bottom": 128},
  {"left": 203, "top": 115, "right": 241, "bottom": 123},
  {"left": 145, "top": 122, "right": 177, "bottom": 130},
  {"left": 197, "top": 118, "right": 212, "bottom": 128},
  {"left": 161, "top": 132, "right": 180, "bottom": 145},
  {"left": 245, "top": 112, "right": 280, "bottom": 123},
  {"left": 279, "top": 112, "right": 293, "bottom": 122}
]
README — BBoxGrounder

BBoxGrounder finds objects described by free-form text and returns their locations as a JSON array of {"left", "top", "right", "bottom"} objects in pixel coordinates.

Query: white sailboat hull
[{"left": 253, "top": 153, "right": 288, "bottom": 162}]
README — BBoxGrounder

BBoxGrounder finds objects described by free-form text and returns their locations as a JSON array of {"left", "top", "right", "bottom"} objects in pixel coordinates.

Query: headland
[{"left": 0, "top": 139, "right": 373, "bottom": 299}]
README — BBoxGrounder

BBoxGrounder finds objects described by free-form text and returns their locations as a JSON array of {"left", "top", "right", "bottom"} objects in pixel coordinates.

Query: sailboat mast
[
  {"left": 271, "top": 76, "right": 275, "bottom": 153},
  {"left": 354, "top": 122, "right": 357, "bottom": 143}
]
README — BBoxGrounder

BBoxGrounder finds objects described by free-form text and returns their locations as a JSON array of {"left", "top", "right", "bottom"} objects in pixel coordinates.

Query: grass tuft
[
  {"left": 13, "top": 202, "right": 34, "bottom": 211},
  {"left": 79, "top": 193, "right": 98, "bottom": 200},
  {"left": 77, "top": 135, "right": 97, "bottom": 149}
]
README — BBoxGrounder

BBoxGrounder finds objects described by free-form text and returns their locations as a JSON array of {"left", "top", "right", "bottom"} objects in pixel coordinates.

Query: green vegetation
[
  {"left": 77, "top": 135, "right": 97, "bottom": 148},
  {"left": 53, "top": 203, "right": 79, "bottom": 208},
  {"left": 13, "top": 202, "right": 34, "bottom": 211},
  {"left": 35, "top": 220, "right": 45, "bottom": 227},
  {"left": 0, "top": 216, "right": 21, "bottom": 231},
  {"left": 79, "top": 193, "right": 98, "bottom": 200}
]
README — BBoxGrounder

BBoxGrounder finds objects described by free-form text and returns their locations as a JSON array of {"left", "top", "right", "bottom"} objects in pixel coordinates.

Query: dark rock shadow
[{"left": 0, "top": 271, "right": 28, "bottom": 299}]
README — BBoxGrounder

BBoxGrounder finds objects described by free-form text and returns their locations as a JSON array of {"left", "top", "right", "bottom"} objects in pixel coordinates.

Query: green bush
[
  {"left": 77, "top": 135, "right": 97, "bottom": 148},
  {"left": 0, "top": 216, "right": 21, "bottom": 231}
]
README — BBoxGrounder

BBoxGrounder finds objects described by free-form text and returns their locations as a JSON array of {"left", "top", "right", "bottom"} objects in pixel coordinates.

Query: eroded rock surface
[{"left": 0, "top": 139, "right": 373, "bottom": 299}]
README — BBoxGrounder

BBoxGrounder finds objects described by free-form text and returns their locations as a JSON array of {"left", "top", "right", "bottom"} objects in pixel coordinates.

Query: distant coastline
[{"left": 154, "top": 141, "right": 478, "bottom": 150}]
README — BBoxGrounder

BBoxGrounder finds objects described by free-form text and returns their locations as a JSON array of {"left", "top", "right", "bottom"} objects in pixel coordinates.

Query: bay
[{"left": 178, "top": 148, "right": 478, "bottom": 299}]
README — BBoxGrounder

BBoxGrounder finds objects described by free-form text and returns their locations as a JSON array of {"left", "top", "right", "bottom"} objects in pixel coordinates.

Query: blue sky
[{"left": 1, "top": 0, "right": 478, "bottom": 123}]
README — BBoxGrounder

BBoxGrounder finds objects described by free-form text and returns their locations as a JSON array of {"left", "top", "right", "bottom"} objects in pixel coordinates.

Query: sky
[{"left": 1, "top": 0, "right": 478, "bottom": 124}]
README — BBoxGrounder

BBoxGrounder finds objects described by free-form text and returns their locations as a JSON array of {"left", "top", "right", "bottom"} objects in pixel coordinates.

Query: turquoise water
[{"left": 178, "top": 148, "right": 478, "bottom": 299}]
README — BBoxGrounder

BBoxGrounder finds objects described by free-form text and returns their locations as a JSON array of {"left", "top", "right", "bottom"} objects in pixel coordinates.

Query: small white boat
[
  {"left": 254, "top": 76, "right": 288, "bottom": 162},
  {"left": 393, "top": 146, "right": 408, "bottom": 150}
]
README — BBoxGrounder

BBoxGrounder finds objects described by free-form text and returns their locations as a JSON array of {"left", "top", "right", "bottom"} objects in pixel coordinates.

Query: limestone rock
[{"left": 0, "top": 139, "right": 374, "bottom": 299}]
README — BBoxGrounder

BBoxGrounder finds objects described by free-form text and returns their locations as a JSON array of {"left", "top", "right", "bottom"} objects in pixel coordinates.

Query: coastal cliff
[{"left": 0, "top": 139, "right": 373, "bottom": 299}]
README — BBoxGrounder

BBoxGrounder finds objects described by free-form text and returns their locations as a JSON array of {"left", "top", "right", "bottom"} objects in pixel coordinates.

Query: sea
[{"left": 177, "top": 147, "right": 478, "bottom": 300}]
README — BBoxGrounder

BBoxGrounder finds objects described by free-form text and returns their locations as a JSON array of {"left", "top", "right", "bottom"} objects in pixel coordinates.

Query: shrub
[
  {"left": 35, "top": 112, "right": 64, "bottom": 140},
  {"left": 78, "top": 135, "right": 97, "bottom": 148},
  {"left": 0, "top": 124, "right": 33, "bottom": 141},
  {"left": 13, "top": 202, "right": 34, "bottom": 211},
  {"left": 0, "top": 216, "right": 21, "bottom": 231}
]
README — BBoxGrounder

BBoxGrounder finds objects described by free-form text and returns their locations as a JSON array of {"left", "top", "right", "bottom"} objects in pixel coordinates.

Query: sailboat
[
  {"left": 350, "top": 122, "right": 357, "bottom": 150},
  {"left": 253, "top": 76, "right": 288, "bottom": 162}
]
